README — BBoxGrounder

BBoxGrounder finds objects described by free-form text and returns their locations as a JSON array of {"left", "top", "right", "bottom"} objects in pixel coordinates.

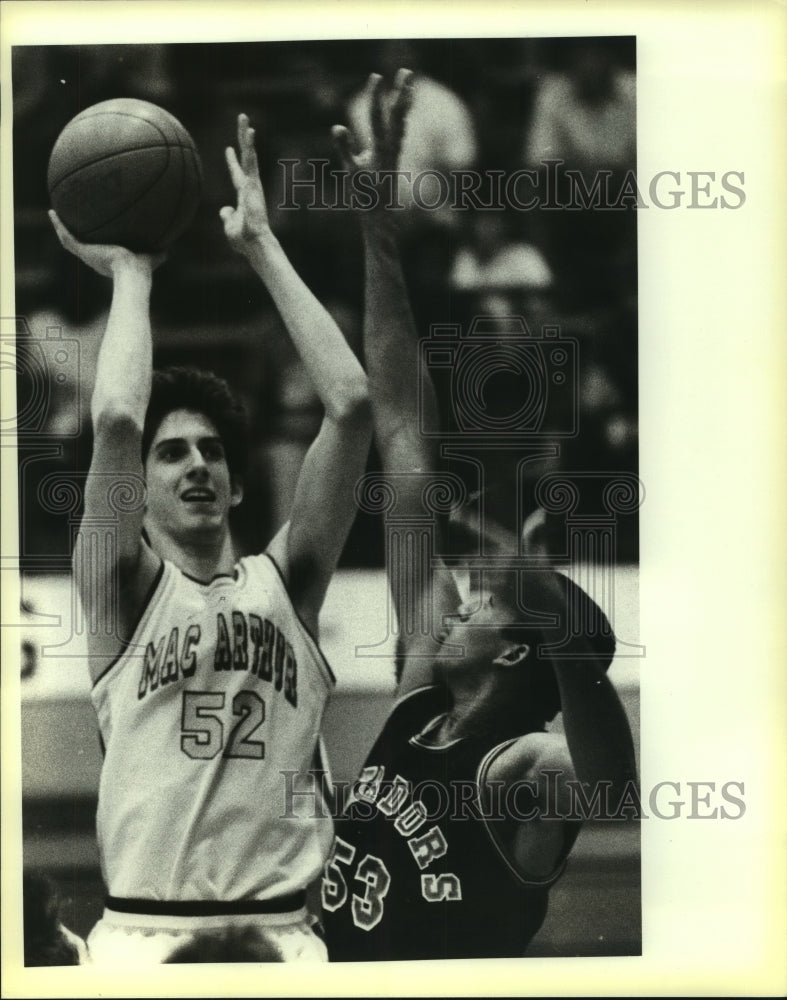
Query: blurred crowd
[{"left": 12, "top": 37, "right": 638, "bottom": 570}]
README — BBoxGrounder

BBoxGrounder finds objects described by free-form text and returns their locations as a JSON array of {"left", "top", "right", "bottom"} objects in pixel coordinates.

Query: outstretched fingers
[
  {"left": 367, "top": 73, "right": 387, "bottom": 148},
  {"left": 224, "top": 145, "right": 245, "bottom": 191},
  {"left": 370, "top": 68, "right": 413, "bottom": 168},
  {"left": 225, "top": 113, "right": 260, "bottom": 191},
  {"left": 237, "top": 113, "right": 259, "bottom": 176},
  {"left": 237, "top": 112, "right": 249, "bottom": 158},
  {"left": 331, "top": 69, "right": 413, "bottom": 176},
  {"left": 331, "top": 124, "right": 362, "bottom": 171},
  {"left": 390, "top": 69, "right": 414, "bottom": 151}
]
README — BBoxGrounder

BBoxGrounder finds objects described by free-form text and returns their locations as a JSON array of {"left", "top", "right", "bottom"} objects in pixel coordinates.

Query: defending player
[
  {"left": 48, "top": 114, "right": 371, "bottom": 963},
  {"left": 319, "top": 71, "right": 638, "bottom": 961}
]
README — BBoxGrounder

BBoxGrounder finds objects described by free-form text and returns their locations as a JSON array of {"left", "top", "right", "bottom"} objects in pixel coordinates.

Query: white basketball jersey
[{"left": 91, "top": 553, "right": 335, "bottom": 903}]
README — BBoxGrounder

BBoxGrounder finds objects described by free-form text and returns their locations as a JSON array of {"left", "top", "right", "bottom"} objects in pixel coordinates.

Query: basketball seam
[
  {"left": 72, "top": 148, "right": 174, "bottom": 241},
  {"left": 48, "top": 108, "right": 200, "bottom": 250},
  {"left": 49, "top": 107, "right": 190, "bottom": 186},
  {"left": 151, "top": 145, "right": 197, "bottom": 250},
  {"left": 48, "top": 143, "right": 197, "bottom": 193},
  {"left": 79, "top": 146, "right": 200, "bottom": 249},
  {"left": 61, "top": 108, "right": 189, "bottom": 145},
  {"left": 152, "top": 144, "right": 184, "bottom": 249}
]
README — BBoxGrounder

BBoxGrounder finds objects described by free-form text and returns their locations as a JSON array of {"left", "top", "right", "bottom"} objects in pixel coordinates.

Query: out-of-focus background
[{"left": 11, "top": 36, "right": 640, "bottom": 958}]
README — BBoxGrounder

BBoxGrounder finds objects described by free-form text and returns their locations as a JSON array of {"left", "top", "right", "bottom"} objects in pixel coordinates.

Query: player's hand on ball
[
  {"left": 49, "top": 210, "right": 165, "bottom": 278},
  {"left": 220, "top": 114, "right": 270, "bottom": 254},
  {"left": 332, "top": 68, "right": 413, "bottom": 179}
]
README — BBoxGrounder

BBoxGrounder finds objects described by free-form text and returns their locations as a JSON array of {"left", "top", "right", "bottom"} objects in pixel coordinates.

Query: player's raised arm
[
  {"left": 332, "top": 72, "right": 462, "bottom": 692},
  {"left": 548, "top": 628, "right": 637, "bottom": 797},
  {"left": 220, "top": 115, "right": 371, "bottom": 635},
  {"left": 48, "top": 213, "right": 163, "bottom": 679}
]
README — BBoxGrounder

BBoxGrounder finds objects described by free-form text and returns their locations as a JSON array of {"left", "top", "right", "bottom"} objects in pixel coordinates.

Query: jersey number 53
[{"left": 321, "top": 837, "right": 391, "bottom": 931}]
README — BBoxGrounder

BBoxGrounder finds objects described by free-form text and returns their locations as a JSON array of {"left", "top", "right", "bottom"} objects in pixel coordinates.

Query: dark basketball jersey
[{"left": 321, "top": 686, "right": 571, "bottom": 961}]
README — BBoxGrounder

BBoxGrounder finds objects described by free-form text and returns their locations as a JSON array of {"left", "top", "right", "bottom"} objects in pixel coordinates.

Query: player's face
[
  {"left": 143, "top": 409, "right": 242, "bottom": 541},
  {"left": 435, "top": 594, "right": 524, "bottom": 676}
]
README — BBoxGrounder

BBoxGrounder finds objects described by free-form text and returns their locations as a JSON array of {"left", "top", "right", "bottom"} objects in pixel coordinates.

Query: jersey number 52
[{"left": 180, "top": 690, "right": 265, "bottom": 760}]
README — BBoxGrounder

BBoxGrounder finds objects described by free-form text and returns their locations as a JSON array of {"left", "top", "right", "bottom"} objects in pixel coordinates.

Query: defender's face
[
  {"left": 143, "top": 409, "right": 242, "bottom": 541},
  {"left": 435, "top": 595, "right": 523, "bottom": 675}
]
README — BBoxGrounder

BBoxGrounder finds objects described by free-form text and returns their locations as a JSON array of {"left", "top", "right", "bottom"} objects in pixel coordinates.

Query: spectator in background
[
  {"left": 446, "top": 210, "right": 556, "bottom": 533},
  {"left": 449, "top": 210, "right": 553, "bottom": 318},
  {"left": 23, "top": 869, "right": 88, "bottom": 966},
  {"left": 523, "top": 39, "right": 637, "bottom": 308},
  {"left": 524, "top": 40, "right": 635, "bottom": 175}
]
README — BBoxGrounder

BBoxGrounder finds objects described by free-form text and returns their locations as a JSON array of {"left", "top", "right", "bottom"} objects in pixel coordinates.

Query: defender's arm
[{"left": 333, "top": 73, "right": 462, "bottom": 693}]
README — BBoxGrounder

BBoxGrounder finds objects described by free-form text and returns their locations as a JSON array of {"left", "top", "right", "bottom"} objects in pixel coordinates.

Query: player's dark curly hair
[{"left": 141, "top": 367, "right": 249, "bottom": 478}]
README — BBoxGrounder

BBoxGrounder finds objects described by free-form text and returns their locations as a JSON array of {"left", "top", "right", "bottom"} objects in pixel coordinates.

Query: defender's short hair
[
  {"left": 394, "top": 574, "right": 616, "bottom": 726},
  {"left": 498, "top": 573, "right": 617, "bottom": 724},
  {"left": 141, "top": 367, "right": 249, "bottom": 478}
]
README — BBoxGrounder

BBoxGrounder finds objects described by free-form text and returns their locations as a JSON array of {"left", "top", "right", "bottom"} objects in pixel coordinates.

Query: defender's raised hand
[
  {"left": 220, "top": 113, "right": 271, "bottom": 254},
  {"left": 332, "top": 68, "right": 414, "bottom": 179}
]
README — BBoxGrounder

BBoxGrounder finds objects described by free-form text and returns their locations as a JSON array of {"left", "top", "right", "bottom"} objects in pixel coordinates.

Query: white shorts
[{"left": 86, "top": 905, "right": 327, "bottom": 964}]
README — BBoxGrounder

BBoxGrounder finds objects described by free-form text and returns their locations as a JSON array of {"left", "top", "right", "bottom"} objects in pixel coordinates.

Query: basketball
[{"left": 47, "top": 98, "right": 203, "bottom": 253}]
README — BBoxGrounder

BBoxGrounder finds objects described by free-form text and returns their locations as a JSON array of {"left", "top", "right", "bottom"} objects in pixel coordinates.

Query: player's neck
[
  {"left": 146, "top": 524, "right": 237, "bottom": 581},
  {"left": 439, "top": 675, "right": 513, "bottom": 743}
]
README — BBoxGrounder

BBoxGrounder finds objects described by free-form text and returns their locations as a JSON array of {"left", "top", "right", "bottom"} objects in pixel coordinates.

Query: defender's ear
[
  {"left": 493, "top": 643, "right": 530, "bottom": 669},
  {"left": 230, "top": 476, "right": 244, "bottom": 508}
]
